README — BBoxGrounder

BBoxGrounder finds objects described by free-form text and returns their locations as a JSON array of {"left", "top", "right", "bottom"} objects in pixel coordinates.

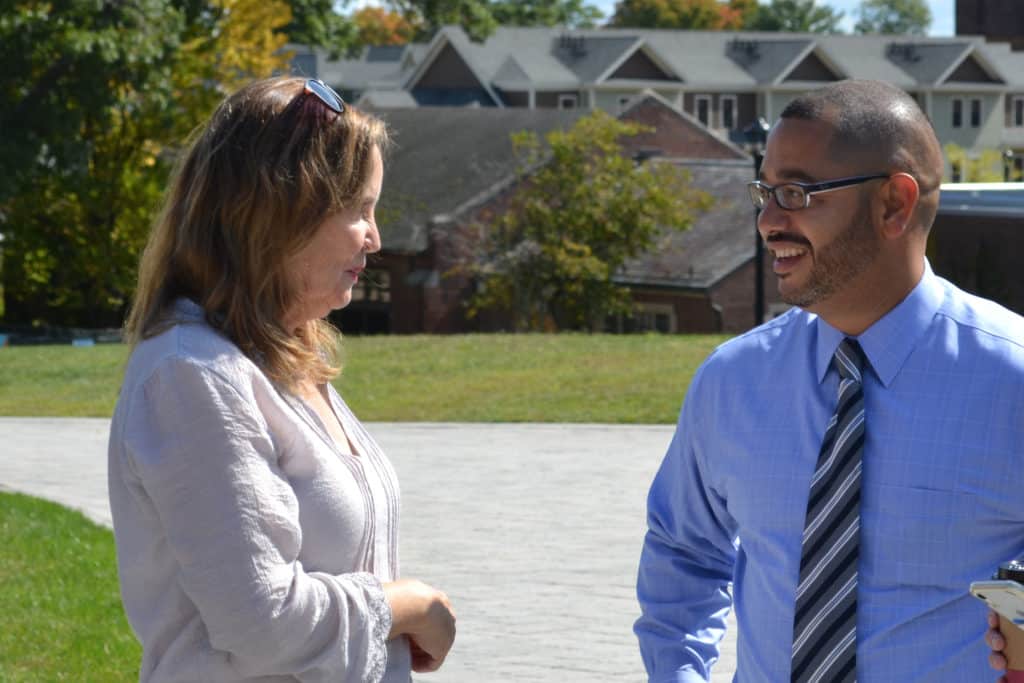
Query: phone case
[{"left": 970, "top": 580, "right": 1024, "bottom": 626}]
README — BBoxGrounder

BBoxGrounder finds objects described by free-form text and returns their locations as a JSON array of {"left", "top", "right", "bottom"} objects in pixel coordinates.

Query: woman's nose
[{"left": 366, "top": 221, "right": 381, "bottom": 254}]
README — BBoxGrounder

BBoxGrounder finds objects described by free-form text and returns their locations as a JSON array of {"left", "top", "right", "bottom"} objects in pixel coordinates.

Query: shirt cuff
[{"left": 349, "top": 572, "right": 392, "bottom": 680}]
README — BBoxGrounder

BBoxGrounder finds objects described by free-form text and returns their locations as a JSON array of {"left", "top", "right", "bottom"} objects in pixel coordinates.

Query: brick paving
[{"left": 0, "top": 417, "right": 737, "bottom": 682}]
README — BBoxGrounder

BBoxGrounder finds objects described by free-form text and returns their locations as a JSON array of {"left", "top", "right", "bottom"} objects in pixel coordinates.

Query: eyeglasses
[
  {"left": 303, "top": 78, "right": 345, "bottom": 114},
  {"left": 747, "top": 174, "right": 890, "bottom": 211}
]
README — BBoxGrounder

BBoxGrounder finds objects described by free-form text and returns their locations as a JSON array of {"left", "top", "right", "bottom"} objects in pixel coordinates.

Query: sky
[
  {"left": 344, "top": 0, "right": 958, "bottom": 36},
  {"left": 585, "top": 0, "right": 957, "bottom": 36}
]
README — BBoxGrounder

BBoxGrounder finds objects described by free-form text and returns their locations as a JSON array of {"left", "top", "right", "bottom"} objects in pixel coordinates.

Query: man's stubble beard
[{"left": 781, "top": 199, "right": 880, "bottom": 309}]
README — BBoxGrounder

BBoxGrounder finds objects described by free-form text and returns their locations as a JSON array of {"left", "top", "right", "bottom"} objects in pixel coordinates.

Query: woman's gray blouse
[{"left": 107, "top": 299, "right": 410, "bottom": 682}]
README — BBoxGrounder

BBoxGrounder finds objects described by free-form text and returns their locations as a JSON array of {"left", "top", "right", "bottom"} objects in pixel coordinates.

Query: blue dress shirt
[{"left": 636, "top": 262, "right": 1024, "bottom": 681}]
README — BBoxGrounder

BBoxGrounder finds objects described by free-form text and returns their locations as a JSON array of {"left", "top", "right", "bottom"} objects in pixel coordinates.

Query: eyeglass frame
[
  {"left": 303, "top": 78, "right": 346, "bottom": 114},
  {"left": 747, "top": 173, "right": 890, "bottom": 211}
]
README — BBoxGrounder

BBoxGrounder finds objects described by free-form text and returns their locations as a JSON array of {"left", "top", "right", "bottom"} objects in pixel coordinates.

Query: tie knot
[{"left": 833, "top": 338, "right": 865, "bottom": 382}]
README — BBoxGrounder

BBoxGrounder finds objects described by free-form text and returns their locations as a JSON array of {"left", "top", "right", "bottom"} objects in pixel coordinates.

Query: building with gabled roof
[
  {"left": 290, "top": 27, "right": 1024, "bottom": 178},
  {"left": 331, "top": 93, "right": 781, "bottom": 334}
]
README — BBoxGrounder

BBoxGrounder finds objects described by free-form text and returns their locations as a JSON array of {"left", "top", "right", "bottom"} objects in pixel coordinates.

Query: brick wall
[
  {"left": 621, "top": 98, "right": 746, "bottom": 160},
  {"left": 708, "top": 250, "right": 782, "bottom": 333},
  {"left": 956, "top": 0, "right": 1024, "bottom": 49},
  {"left": 631, "top": 288, "right": 720, "bottom": 332}
]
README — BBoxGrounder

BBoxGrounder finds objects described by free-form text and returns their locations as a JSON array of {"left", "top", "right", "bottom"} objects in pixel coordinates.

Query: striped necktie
[{"left": 791, "top": 338, "right": 866, "bottom": 683}]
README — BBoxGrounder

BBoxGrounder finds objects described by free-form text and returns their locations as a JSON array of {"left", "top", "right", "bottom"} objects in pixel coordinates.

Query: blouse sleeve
[{"left": 119, "top": 356, "right": 391, "bottom": 682}]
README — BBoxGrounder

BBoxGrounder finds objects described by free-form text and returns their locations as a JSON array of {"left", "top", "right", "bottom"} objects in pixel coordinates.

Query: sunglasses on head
[{"left": 303, "top": 79, "right": 345, "bottom": 114}]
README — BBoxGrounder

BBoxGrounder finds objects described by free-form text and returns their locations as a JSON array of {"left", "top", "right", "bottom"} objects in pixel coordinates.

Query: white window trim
[
  {"left": 1013, "top": 96, "right": 1024, "bottom": 127},
  {"left": 720, "top": 94, "right": 738, "bottom": 130},
  {"left": 695, "top": 94, "right": 712, "bottom": 128},
  {"left": 952, "top": 97, "right": 963, "bottom": 128},
  {"left": 970, "top": 97, "right": 982, "bottom": 127},
  {"left": 557, "top": 93, "right": 578, "bottom": 110}
]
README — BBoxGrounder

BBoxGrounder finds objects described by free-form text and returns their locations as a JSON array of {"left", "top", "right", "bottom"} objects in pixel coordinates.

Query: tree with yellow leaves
[
  {"left": 353, "top": 7, "right": 420, "bottom": 47},
  {"left": 610, "top": 0, "right": 755, "bottom": 29}
]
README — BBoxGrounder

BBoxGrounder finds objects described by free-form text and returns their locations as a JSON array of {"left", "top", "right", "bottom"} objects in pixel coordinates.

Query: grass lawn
[
  {"left": 0, "top": 333, "right": 729, "bottom": 422},
  {"left": 0, "top": 491, "right": 140, "bottom": 681},
  {"left": 0, "top": 334, "right": 729, "bottom": 675}
]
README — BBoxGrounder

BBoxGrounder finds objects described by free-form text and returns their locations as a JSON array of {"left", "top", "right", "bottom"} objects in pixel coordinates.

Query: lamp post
[
  {"left": 743, "top": 116, "right": 771, "bottom": 327},
  {"left": 1004, "top": 149, "right": 1015, "bottom": 182}
]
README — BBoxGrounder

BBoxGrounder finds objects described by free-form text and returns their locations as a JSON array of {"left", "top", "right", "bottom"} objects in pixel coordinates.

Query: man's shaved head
[{"left": 779, "top": 79, "right": 944, "bottom": 231}]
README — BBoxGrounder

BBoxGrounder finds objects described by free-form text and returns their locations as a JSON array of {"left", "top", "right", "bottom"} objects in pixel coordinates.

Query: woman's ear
[{"left": 879, "top": 172, "right": 920, "bottom": 239}]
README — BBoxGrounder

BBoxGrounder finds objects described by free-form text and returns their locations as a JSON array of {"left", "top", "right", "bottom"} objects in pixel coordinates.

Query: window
[
  {"left": 695, "top": 95, "right": 711, "bottom": 127},
  {"left": 291, "top": 53, "right": 317, "bottom": 78},
  {"left": 721, "top": 95, "right": 737, "bottom": 130},
  {"left": 606, "top": 303, "right": 677, "bottom": 334},
  {"left": 970, "top": 98, "right": 982, "bottom": 127},
  {"left": 350, "top": 269, "right": 390, "bottom": 304},
  {"left": 632, "top": 303, "right": 676, "bottom": 333},
  {"left": 952, "top": 98, "right": 963, "bottom": 128},
  {"left": 1014, "top": 97, "right": 1024, "bottom": 127},
  {"left": 557, "top": 93, "right": 578, "bottom": 109}
]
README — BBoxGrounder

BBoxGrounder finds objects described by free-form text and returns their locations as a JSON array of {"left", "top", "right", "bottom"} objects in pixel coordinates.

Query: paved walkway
[{"left": 0, "top": 418, "right": 737, "bottom": 682}]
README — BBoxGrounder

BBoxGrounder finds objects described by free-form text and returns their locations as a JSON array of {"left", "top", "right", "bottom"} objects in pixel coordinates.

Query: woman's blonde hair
[{"left": 125, "top": 77, "right": 388, "bottom": 388}]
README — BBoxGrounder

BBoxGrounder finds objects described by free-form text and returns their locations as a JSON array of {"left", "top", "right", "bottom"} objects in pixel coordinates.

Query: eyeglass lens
[
  {"left": 305, "top": 79, "right": 345, "bottom": 114},
  {"left": 748, "top": 182, "right": 806, "bottom": 210}
]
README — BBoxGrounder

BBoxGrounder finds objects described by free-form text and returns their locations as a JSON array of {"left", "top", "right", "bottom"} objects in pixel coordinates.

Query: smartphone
[{"left": 970, "top": 579, "right": 1024, "bottom": 626}]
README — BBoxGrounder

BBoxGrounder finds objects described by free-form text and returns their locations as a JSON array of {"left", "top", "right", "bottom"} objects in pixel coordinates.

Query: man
[{"left": 635, "top": 79, "right": 1024, "bottom": 681}]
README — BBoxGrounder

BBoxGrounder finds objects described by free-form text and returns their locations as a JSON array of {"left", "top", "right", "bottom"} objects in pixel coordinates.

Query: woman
[{"left": 108, "top": 77, "right": 455, "bottom": 682}]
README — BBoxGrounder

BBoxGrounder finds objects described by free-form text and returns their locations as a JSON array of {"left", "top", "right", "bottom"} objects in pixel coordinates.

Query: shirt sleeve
[
  {"left": 635, "top": 363, "right": 738, "bottom": 683},
  {"left": 119, "top": 356, "right": 391, "bottom": 682}
]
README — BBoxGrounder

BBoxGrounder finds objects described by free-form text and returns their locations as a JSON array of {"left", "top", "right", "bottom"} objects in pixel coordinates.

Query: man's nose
[{"left": 756, "top": 194, "right": 788, "bottom": 240}]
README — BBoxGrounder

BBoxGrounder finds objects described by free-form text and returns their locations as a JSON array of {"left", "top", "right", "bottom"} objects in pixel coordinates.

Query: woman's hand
[
  {"left": 383, "top": 578, "right": 456, "bottom": 672},
  {"left": 987, "top": 610, "right": 1009, "bottom": 682}
]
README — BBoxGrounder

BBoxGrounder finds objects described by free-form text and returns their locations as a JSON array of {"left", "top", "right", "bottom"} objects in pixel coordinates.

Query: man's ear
[{"left": 878, "top": 172, "right": 919, "bottom": 239}]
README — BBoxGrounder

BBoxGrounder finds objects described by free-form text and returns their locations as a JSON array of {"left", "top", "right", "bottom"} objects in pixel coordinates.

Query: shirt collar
[
  {"left": 815, "top": 259, "right": 944, "bottom": 387},
  {"left": 171, "top": 297, "right": 205, "bottom": 322}
]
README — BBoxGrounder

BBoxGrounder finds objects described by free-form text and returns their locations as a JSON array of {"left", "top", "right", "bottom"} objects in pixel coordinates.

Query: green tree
[
  {"left": 282, "top": 0, "right": 357, "bottom": 55},
  {"left": 393, "top": 0, "right": 607, "bottom": 41},
  {"left": 854, "top": 0, "right": 931, "bottom": 35},
  {"left": 457, "top": 111, "right": 711, "bottom": 331},
  {"left": 748, "top": 0, "right": 844, "bottom": 32},
  {"left": 0, "top": 0, "right": 291, "bottom": 327},
  {"left": 611, "top": 0, "right": 729, "bottom": 29},
  {"left": 390, "top": 0, "right": 499, "bottom": 41},
  {"left": 0, "top": 1, "right": 175, "bottom": 205},
  {"left": 492, "top": 0, "right": 604, "bottom": 28}
]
